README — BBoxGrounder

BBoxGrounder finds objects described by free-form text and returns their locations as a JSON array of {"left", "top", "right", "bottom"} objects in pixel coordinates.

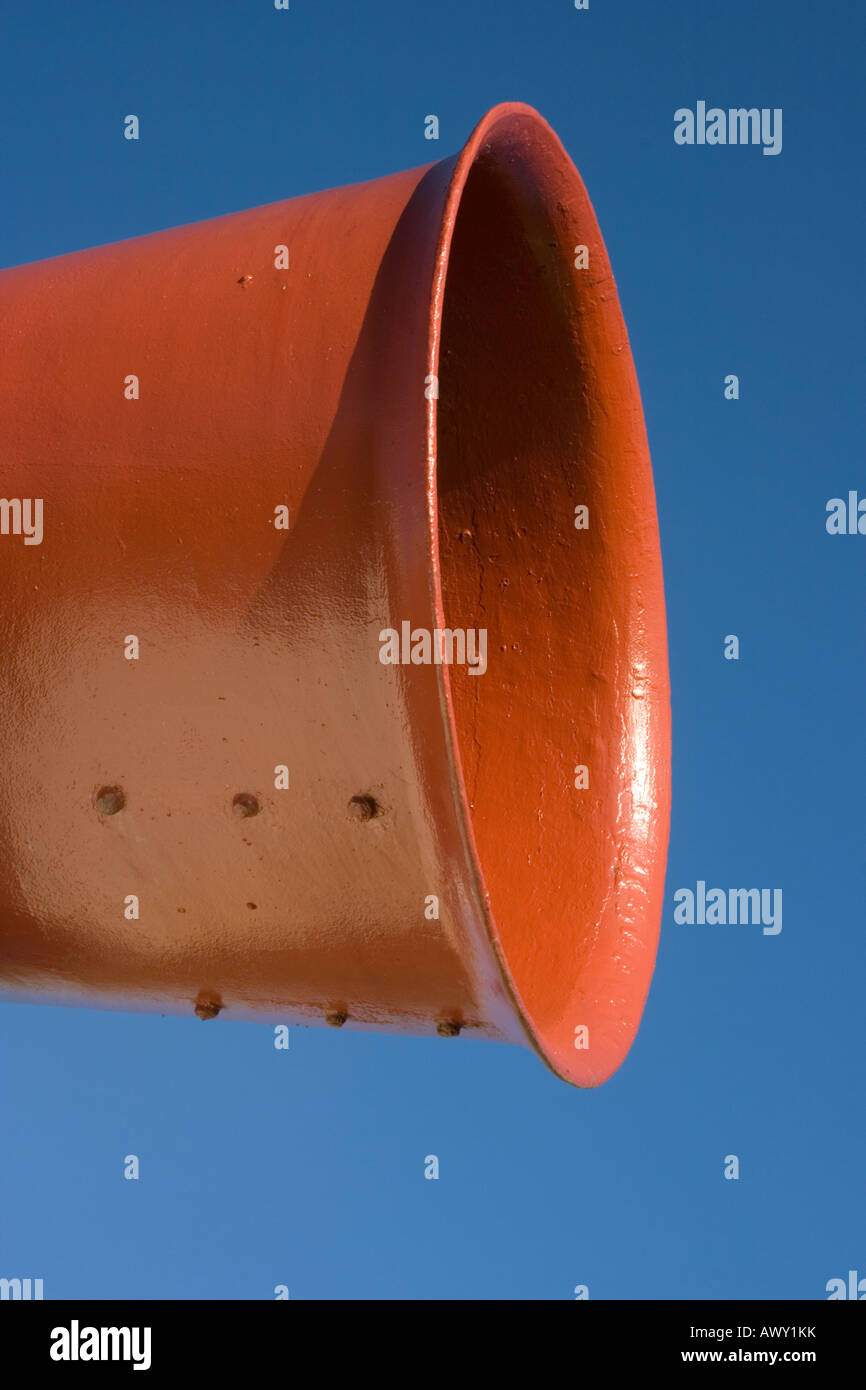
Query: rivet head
[
  {"left": 95, "top": 786, "right": 125, "bottom": 816},
  {"left": 325, "top": 1010, "right": 348, "bottom": 1028},
  {"left": 232, "top": 793, "right": 261, "bottom": 818},
  {"left": 195, "top": 1000, "right": 222, "bottom": 1021},
  {"left": 348, "top": 794, "right": 380, "bottom": 821},
  {"left": 436, "top": 1020, "right": 462, "bottom": 1038}
]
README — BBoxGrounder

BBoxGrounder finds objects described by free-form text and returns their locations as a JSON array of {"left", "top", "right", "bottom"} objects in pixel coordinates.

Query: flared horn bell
[{"left": 0, "top": 103, "right": 670, "bottom": 1087}]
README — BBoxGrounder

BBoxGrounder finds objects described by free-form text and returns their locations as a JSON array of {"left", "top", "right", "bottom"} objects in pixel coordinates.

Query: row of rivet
[
  {"left": 95, "top": 788, "right": 383, "bottom": 821},
  {"left": 95, "top": 785, "right": 461, "bottom": 1036}
]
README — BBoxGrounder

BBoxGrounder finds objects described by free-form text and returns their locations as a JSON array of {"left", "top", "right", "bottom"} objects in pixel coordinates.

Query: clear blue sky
[{"left": 1, "top": 0, "right": 863, "bottom": 1300}]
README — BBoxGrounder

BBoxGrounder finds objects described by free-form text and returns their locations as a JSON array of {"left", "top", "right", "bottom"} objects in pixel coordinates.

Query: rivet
[
  {"left": 95, "top": 786, "right": 125, "bottom": 816},
  {"left": 436, "top": 1019, "right": 462, "bottom": 1038},
  {"left": 348, "top": 794, "right": 380, "bottom": 822},
  {"left": 325, "top": 1009, "right": 348, "bottom": 1028},
  {"left": 195, "top": 1000, "right": 222, "bottom": 1021},
  {"left": 233, "top": 793, "right": 261, "bottom": 818}
]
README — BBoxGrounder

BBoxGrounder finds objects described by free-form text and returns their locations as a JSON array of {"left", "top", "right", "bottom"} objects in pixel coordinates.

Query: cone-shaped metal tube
[{"left": 0, "top": 103, "right": 670, "bottom": 1086}]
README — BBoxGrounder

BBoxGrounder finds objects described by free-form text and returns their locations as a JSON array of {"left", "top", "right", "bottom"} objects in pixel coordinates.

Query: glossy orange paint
[{"left": 0, "top": 103, "right": 670, "bottom": 1086}]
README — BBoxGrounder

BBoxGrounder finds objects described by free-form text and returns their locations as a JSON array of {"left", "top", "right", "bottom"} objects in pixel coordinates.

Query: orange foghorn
[{"left": 0, "top": 104, "right": 671, "bottom": 1086}]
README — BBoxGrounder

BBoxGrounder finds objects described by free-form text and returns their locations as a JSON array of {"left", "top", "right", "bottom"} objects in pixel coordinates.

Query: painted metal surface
[{"left": 0, "top": 103, "right": 670, "bottom": 1086}]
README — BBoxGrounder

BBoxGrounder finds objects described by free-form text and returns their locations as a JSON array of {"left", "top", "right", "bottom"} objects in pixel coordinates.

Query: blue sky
[{"left": 0, "top": 0, "right": 863, "bottom": 1299}]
